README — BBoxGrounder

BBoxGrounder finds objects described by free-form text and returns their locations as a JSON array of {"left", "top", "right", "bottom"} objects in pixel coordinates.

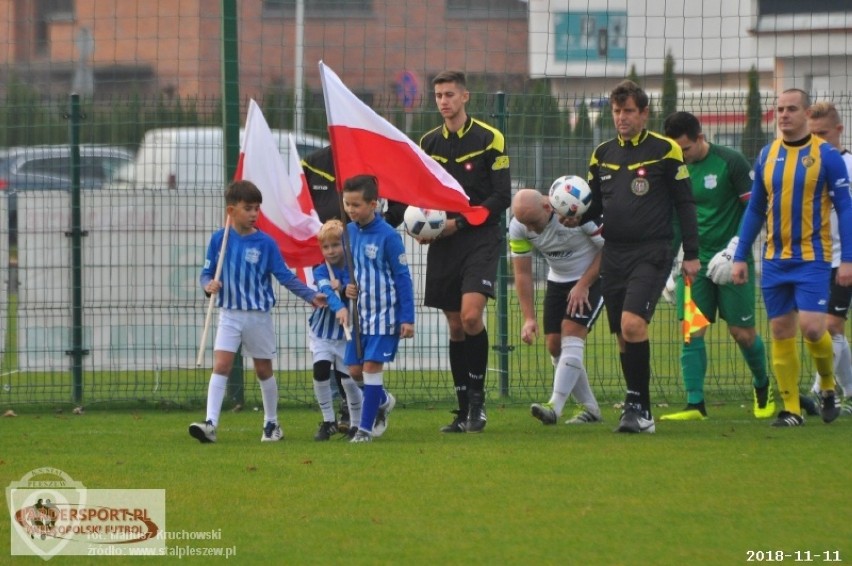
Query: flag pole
[
  {"left": 320, "top": 60, "right": 362, "bottom": 357},
  {"left": 326, "top": 260, "right": 353, "bottom": 341},
  {"left": 196, "top": 215, "right": 231, "bottom": 367},
  {"left": 334, "top": 180, "right": 362, "bottom": 357}
]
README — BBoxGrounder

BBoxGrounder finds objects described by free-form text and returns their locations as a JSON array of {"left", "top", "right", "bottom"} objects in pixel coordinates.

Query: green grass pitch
[{"left": 1, "top": 404, "right": 849, "bottom": 564}]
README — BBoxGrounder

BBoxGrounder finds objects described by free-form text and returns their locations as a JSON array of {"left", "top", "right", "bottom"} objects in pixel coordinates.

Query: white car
[
  {"left": 0, "top": 144, "right": 134, "bottom": 239},
  {"left": 109, "top": 127, "right": 328, "bottom": 191}
]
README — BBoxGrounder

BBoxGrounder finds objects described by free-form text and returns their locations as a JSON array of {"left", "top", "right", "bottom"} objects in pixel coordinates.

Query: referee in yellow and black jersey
[
  {"left": 582, "top": 79, "right": 700, "bottom": 434},
  {"left": 419, "top": 70, "right": 512, "bottom": 434}
]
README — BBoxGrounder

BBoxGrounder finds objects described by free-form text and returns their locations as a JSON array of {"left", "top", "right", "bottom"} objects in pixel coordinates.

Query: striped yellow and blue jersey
[{"left": 735, "top": 135, "right": 852, "bottom": 263}]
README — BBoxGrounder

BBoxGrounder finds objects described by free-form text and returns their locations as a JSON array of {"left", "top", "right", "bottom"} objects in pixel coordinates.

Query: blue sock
[{"left": 359, "top": 384, "right": 383, "bottom": 433}]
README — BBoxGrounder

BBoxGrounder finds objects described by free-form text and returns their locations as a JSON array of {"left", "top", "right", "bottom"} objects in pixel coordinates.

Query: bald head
[{"left": 512, "top": 189, "right": 551, "bottom": 231}]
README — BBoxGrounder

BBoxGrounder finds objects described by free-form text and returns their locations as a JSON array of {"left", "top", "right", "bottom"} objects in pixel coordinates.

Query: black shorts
[
  {"left": 543, "top": 278, "right": 604, "bottom": 334},
  {"left": 601, "top": 241, "right": 672, "bottom": 333},
  {"left": 827, "top": 267, "right": 851, "bottom": 319},
  {"left": 424, "top": 223, "right": 502, "bottom": 311}
]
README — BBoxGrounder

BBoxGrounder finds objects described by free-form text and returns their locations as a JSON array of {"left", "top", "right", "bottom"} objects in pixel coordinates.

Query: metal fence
[
  {"left": 0, "top": 93, "right": 794, "bottom": 410},
  {"left": 1, "top": 0, "right": 849, "bottom": 409}
]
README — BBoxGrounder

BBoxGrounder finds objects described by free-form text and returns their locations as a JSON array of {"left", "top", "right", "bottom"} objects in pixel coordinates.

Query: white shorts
[
  {"left": 214, "top": 310, "right": 277, "bottom": 359},
  {"left": 309, "top": 334, "right": 349, "bottom": 376}
]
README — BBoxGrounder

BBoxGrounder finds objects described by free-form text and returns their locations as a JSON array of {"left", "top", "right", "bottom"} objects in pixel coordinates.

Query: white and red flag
[
  {"left": 319, "top": 61, "right": 489, "bottom": 225},
  {"left": 236, "top": 99, "right": 323, "bottom": 268}
]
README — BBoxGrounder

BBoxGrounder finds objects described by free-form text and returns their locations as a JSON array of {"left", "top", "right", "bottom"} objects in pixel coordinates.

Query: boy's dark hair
[
  {"left": 342, "top": 175, "right": 379, "bottom": 202},
  {"left": 433, "top": 70, "right": 467, "bottom": 90},
  {"left": 225, "top": 180, "right": 262, "bottom": 206},
  {"left": 610, "top": 79, "right": 649, "bottom": 111},
  {"left": 663, "top": 111, "right": 702, "bottom": 141}
]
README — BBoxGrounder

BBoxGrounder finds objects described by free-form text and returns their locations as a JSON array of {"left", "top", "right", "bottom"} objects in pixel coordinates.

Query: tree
[
  {"left": 661, "top": 50, "right": 678, "bottom": 120},
  {"left": 741, "top": 66, "right": 766, "bottom": 162},
  {"left": 573, "top": 100, "right": 592, "bottom": 143},
  {"left": 627, "top": 65, "right": 640, "bottom": 85}
]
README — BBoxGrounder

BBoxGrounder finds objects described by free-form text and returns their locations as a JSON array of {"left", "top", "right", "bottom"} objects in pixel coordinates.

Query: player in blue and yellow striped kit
[{"left": 733, "top": 88, "right": 852, "bottom": 427}]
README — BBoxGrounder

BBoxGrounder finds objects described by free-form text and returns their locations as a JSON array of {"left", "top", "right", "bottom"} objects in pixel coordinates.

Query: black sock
[
  {"left": 449, "top": 340, "right": 468, "bottom": 414},
  {"left": 464, "top": 328, "right": 489, "bottom": 394},
  {"left": 623, "top": 340, "right": 651, "bottom": 416},
  {"left": 620, "top": 352, "right": 639, "bottom": 406}
]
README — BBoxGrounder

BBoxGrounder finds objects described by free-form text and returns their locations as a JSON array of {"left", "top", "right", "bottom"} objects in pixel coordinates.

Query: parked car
[
  {"left": 108, "top": 127, "right": 328, "bottom": 191},
  {"left": 0, "top": 144, "right": 135, "bottom": 239}
]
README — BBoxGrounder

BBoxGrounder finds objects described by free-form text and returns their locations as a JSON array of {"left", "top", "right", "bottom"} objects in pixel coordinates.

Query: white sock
[
  {"left": 571, "top": 368, "right": 601, "bottom": 417},
  {"left": 811, "top": 334, "right": 852, "bottom": 396},
  {"left": 549, "top": 336, "right": 586, "bottom": 416},
  {"left": 313, "top": 379, "right": 335, "bottom": 422},
  {"left": 205, "top": 373, "right": 228, "bottom": 427},
  {"left": 341, "top": 377, "right": 363, "bottom": 427},
  {"left": 545, "top": 348, "right": 563, "bottom": 410},
  {"left": 259, "top": 376, "right": 279, "bottom": 424},
  {"left": 833, "top": 334, "right": 852, "bottom": 396}
]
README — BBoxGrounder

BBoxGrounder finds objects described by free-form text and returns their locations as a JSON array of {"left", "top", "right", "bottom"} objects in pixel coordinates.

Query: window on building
[
  {"left": 446, "top": 0, "right": 527, "bottom": 19},
  {"left": 758, "top": 0, "right": 847, "bottom": 14},
  {"left": 263, "top": 0, "right": 373, "bottom": 17},
  {"left": 39, "top": 0, "right": 74, "bottom": 21},
  {"left": 36, "top": 0, "right": 75, "bottom": 54}
]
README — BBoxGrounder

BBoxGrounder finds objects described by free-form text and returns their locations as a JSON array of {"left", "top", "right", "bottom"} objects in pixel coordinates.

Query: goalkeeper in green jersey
[{"left": 661, "top": 111, "right": 774, "bottom": 420}]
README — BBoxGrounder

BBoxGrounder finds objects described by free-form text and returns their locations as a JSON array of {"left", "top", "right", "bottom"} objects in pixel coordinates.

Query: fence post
[
  {"left": 493, "top": 91, "right": 512, "bottom": 397},
  {"left": 221, "top": 0, "right": 244, "bottom": 405},
  {"left": 66, "top": 93, "right": 88, "bottom": 404}
]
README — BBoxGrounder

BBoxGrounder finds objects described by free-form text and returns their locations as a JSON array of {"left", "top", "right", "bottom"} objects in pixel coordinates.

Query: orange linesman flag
[{"left": 682, "top": 276, "right": 710, "bottom": 344}]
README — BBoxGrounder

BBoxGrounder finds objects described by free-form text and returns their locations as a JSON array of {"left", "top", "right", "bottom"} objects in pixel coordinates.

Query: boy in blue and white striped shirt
[
  {"left": 309, "top": 219, "right": 364, "bottom": 440},
  {"left": 189, "top": 180, "right": 327, "bottom": 444},
  {"left": 342, "top": 175, "right": 415, "bottom": 442}
]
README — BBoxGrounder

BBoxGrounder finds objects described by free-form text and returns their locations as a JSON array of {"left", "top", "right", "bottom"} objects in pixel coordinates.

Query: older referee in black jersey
[
  {"left": 582, "top": 79, "right": 700, "bottom": 434},
  {"left": 419, "top": 70, "right": 512, "bottom": 434}
]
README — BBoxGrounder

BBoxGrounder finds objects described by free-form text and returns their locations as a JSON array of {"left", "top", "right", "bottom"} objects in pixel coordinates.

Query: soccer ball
[
  {"left": 548, "top": 175, "right": 592, "bottom": 218},
  {"left": 403, "top": 206, "right": 447, "bottom": 239}
]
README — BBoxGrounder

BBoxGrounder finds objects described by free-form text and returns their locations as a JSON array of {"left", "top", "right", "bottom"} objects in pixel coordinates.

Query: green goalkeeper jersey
[{"left": 688, "top": 143, "right": 753, "bottom": 261}]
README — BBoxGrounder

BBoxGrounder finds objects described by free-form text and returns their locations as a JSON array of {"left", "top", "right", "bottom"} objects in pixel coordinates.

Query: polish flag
[
  {"left": 319, "top": 61, "right": 489, "bottom": 225},
  {"left": 236, "top": 99, "right": 323, "bottom": 268}
]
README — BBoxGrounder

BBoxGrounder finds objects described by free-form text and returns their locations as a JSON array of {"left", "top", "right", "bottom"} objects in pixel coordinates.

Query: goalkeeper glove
[
  {"left": 706, "top": 236, "right": 739, "bottom": 285},
  {"left": 661, "top": 253, "right": 680, "bottom": 304},
  {"left": 662, "top": 274, "right": 677, "bottom": 304}
]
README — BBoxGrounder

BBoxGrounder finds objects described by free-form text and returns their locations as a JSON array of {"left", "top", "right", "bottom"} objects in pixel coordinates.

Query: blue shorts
[
  {"left": 761, "top": 259, "right": 831, "bottom": 318},
  {"left": 344, "top": 334, "right": 400, "bottom": 366}
]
